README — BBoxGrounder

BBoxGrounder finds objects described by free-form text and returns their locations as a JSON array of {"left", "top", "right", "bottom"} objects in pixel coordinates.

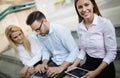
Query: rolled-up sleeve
[
  {"left": 103, "top": 20, "right": 117, "bottom": 64},
  {"left": 78, "top": 48, "right": 86, "bottom": 60},
  {"left": 60, "top": 28, "right": 79, "bottom": 63},
  {"left": 41, "top": 43, "right": 51, "bottom": 61},
  {"left": 23, "top": 54, "right": 41, "bottom": 66}
]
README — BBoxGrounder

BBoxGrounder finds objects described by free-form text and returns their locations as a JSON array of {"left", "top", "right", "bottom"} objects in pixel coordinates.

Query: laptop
[{"left": 30, "top": 71, "right": 59, "bottom": 78}]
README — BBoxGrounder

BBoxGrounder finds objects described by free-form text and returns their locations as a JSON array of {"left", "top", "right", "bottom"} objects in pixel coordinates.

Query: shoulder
[
  {"left": 97, "top": 16, "right": 115, "bottom": 31},
  {"left": 51, "top": 23, "right": 70, "bottom": 32},
  {"left": 28, "top": 34, "right": 38, "bottom": 41},
  {"left": 50, "top": 23, "right": 71, "bottom": 38},
  {"left": 97, "top": 16, "right": 112, "bottom": 26}
]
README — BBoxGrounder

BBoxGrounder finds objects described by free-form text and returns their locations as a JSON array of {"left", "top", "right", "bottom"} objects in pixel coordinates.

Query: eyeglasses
[{"left": 34, "top": 20, "right": 43, "bottom": 32}]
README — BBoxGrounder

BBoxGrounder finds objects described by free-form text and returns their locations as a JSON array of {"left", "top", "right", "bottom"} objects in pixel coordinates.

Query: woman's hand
[
  {"left": 67, "top": 65, "right": 76, "bottom": 71},
  {"left": 83, "top": 70, "right": 100, "bottom": 78}
]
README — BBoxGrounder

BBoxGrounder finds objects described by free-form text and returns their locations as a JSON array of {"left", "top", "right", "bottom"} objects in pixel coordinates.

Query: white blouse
[
  {"left": 17, "top": 34, "right": 42, "bottom": 66},
  {"left": 77, "top": 14, "right": 117, "bottom": 64}
]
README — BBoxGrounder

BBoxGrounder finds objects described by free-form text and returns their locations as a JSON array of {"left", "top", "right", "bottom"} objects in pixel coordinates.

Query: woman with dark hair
[
  {"left": 65, "top": 0, "right": 117, "bottom": 78},
  {"left": 5, "top": 25, "right": 42, "bottom": 78}
]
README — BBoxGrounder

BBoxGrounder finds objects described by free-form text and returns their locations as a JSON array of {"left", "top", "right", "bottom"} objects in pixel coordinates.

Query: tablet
[{"left": 65, "top": 67, "right": 89, "bottom": 78}]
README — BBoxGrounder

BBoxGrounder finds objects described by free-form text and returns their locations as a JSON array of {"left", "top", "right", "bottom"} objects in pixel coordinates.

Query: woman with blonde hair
[{"left": 5, "top": 25, "right": 42, "bottom": 78}]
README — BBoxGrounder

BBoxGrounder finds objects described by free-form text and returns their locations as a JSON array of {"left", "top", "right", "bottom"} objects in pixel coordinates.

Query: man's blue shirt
[{"left": 37, "top": 23, "right": 79, "bottom": 65}]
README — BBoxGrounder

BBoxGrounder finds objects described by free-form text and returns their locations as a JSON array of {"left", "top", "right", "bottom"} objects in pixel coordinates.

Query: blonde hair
[{"left": 5, "top": 25, "right": 32, "bottom": 56}]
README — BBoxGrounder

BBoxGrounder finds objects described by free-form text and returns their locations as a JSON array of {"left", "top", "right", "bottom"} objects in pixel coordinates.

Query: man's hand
[
  {"left": 47, "top": 66, "right": 64, "bottom": 77},
  {"left": 35, "top": 63, "right": 48, "bottom": 73}
]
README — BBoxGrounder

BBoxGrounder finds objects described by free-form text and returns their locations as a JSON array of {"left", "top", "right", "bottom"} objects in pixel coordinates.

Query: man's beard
[{"left": 40, "top": 30, "right": 49, "bottom": 36}]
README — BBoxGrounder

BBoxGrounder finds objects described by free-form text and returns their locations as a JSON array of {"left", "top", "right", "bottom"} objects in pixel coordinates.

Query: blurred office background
[{"left": 0, "top": 0, "right": 120, "bottom": 78}]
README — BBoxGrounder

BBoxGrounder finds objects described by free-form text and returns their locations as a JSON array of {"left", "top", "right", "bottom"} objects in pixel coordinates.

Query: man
[{"left": 26, "top": 11, "right": 79, "bottom": 77}]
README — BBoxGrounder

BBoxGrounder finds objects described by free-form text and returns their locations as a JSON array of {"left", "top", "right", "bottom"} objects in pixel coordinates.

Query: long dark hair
[{"left": 74, "top": 0, "right": 102, "bottom": 23}]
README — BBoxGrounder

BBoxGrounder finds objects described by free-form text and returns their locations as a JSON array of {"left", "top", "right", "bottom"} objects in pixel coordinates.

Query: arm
[
  {"left": 47, "top": 27, "right": 80, "bottom": 77},
  {"left": 67, "top": 47, "right": 86, "bottom": 71},
  {"left": 60, "top": 27, "right": 79, "bottom": 63},
  {"left": 34, "top": 34, "right": 52, "bottom": 61},
  {"left": 70, "top": 58, "right": 81, "bottom": 67},
  {"left": 47, "top": 61, "right": 71, "bottom": 77},
  {"left": 84, "top": 19, "right": 117, "bottom": 78},
  {"left": 47, "top": 58, "right": 82, "bottom": 77},
  {"left": 59, "top": 61, "right": 71, "bottom": 71},
  {"left": 67, "top": 57, "right": 81, "bottom": 71},
  {"left": 40, "top": 41, "right": 51, "bottom": 62},
  {"left": 94, "top": 62, "right": 108, "bottom": 75},
  {"left": 102, "top": 20, "right": 117, "bottom": 64},
  {"left": 34, "top": 37, "right": 51, "bottom": 73},
  {"left": 18, "top": 35, "right": 42, "bottom": 66},
  {"left": 64, "top": 28, "right": 86, "bottom": 70},
  {"left": 83, "top": 62, "right": 108, "bottom": 78},
  {"left": 26, "top": 35, "right": 42, "bottom": 66}
]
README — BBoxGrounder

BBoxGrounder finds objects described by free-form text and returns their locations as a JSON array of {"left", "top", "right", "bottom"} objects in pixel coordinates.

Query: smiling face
[
  {"left": 76, "top": 0, "right": 94, "bottom": 20},
  {"left": 11, "top": 31, "right": 23, "bottom": 44}
]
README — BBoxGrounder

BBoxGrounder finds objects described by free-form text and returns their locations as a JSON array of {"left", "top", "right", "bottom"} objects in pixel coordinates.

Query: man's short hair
[{"left": 26, "top": 11, "right": 46, "bottom": 25}]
